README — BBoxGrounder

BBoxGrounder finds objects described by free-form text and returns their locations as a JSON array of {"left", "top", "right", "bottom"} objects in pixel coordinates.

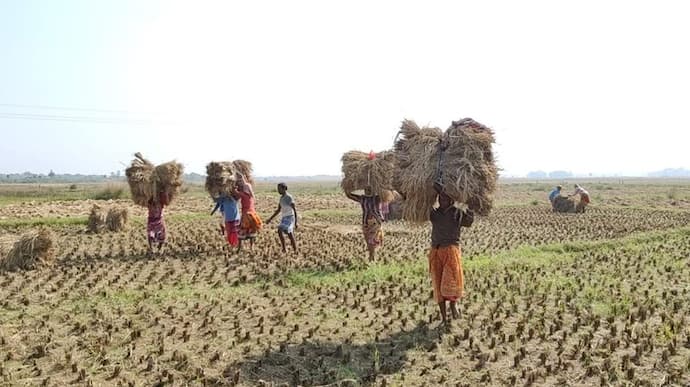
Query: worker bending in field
[
  {"left": 548, "top": 185, "right": 562, "bottom": 209},
  {"left": 429, "top": 179, "right": 474, "bottom": 325},
  {"left": 570, "top": 184, "right": 591, "bottom": 213}
]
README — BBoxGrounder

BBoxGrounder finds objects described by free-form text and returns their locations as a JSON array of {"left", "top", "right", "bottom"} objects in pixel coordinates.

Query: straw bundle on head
[
  {"left": 125, "top": 153, "right": 156, "bottom": 206},
  {"left": 232, "top": 160, "right": 254, "bottom": 186},
  {"left": 393, "top": 118, "right": 498, "bottom": 222},
  {"left": 126, "top": 153, "right": 184, "bottom": 206},
  {"left": 87, "top": 204, "right": 107, "bottom": 233},
  {"left": 553, "top": 196, "right": 576, "bottom": 213},
  {"left": 0, "top": 229, "right": 56, "bottom": 272},
  {"left": 206, "top": 162, "right": 238, "bottom": 198},
  {"left": 155, "top": 161, "right": 184, "bottom": 203},
  {"left": 106, "top": 207, "right": 129, "bottom": 232},
  {"left": 340, "top": 150, "right": 396, "bottom": 196}
]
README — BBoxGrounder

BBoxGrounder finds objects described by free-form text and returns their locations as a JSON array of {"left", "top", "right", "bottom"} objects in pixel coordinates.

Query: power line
[
  {"left": 0, "top": 112, "right": 177, "bottom": 125},
  {"left": 0, "top": 103, "right": 157, "bottom": 116}
]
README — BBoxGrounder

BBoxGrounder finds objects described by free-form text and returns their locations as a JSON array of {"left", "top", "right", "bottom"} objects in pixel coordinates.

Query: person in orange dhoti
[{"left": 429, "top": 180, "right": 474, "bottom": 324}]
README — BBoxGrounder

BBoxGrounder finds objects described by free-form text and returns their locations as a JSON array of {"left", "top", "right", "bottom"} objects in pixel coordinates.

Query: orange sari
[{"left": 428, "top": 245, "right": 464, "bottom": 302}]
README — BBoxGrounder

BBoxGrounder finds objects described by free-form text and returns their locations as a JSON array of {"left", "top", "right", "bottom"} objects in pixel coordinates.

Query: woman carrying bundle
[
  {"left": 236, "top": 174, "right": 263, "bottom": 250},
  {"left": 346, "top": 186, "right": 384, "bottom": 261},
  {"left": 429, "top": 178, "right": 474, "bottom": 325},
  {"left": 147, "top": 192, "right": 169, "bottom": 255}
]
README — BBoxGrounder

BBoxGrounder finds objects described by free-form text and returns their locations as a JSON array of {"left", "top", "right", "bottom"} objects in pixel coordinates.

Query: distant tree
[
  {"left": 549, "top": 170, "right": 573, "bottom": 179},
  {"left": 48, "top": 170, "right": 56, "bottom": 178},
  {"left": 527, "top": 170, "right": 548, "bottom": 179}
]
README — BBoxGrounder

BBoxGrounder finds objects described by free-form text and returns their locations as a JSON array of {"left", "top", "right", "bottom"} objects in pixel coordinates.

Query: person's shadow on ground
[{"left": 233, "top": 322, "right": 448, "bottom": 386}]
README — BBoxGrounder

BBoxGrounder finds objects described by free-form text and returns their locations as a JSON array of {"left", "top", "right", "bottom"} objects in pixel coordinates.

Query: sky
[{"left": 1, "top": 0, "right": 688, "bottom": 177}]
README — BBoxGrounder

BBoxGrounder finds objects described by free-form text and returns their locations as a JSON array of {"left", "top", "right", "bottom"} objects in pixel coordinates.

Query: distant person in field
[
  {"left": 548, "top": 185, "right": 562, "bottom": 208},
  {"left": 266, "top": 183, "right": 298, "bottom": 253},
  {"left": 570, "top": 184, "right": 591, "bottom": 213},
  {"left": 211, "top": 191, "right": 241, "bottom": 248},
  {"left": 147, "top": 192, "right": 169, "bottom": 255},
  {"left": 236, "top": 174, "right": 263, "bottom": 250},
  {"left": 346, "top": 186, "right": 384, "bottom": 261},
  {"left": 429, "top": 179, "right": 474, "bottom": 325}
]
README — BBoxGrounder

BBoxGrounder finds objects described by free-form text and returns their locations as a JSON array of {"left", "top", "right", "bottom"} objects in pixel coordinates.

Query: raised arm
[{"left": 345, "top": 192, "right": 361, "bottom": 202}]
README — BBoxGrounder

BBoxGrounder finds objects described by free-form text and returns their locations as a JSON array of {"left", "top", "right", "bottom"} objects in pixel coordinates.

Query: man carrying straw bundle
[
  {"left": 346, "top": 186, "right": 384, "bottom": 261},
  {"left": 429, "top": 177, "right": 474, "bottom": 325}
]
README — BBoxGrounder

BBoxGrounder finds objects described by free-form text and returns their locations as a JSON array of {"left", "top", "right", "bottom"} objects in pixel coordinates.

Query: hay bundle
[
  {"left": 125, "top": 153, "right": 184, "bottom": 206},
  {"left": 553, "top": 196, "right": 576, "bottom": 213},
  {"left": 387, "top": 196, "right": 405, "bottom": 221},
  {"left": 106, "top": 207, "right": 129, "bottom": 232},
  {"left": 0, "top": 229, "right": 56, "bottom": 272},
  {"left": 125, "top": 153, "right": 156, "bottom": 206},
  {"left": 232, "top": 160, "right": 254, "bottom": 186},
  {"left": 155, "top": 161, "right": 184, "bottom": 203},
  {"left": 393, "top": 118, "right": 498, "bottom": 222},
  {"left": 87, "top": 204, "right": 107, "bottom": 233},
  {"left": 206, "top": 162, "right": 238, "bottom": 198},
  {"left": 340, "top": 150, "right": 396, "bottom": 196}
]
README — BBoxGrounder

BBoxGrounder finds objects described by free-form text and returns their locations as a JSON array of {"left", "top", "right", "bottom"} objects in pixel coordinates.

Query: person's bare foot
[{"left": 450, "top": 303, "right": 460, "bottom": 319}]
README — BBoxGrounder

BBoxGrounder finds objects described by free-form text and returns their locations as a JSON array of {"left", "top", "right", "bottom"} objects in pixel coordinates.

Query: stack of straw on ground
[
  {"left": 125, "top": 153, "right": 184, "bottom": 206},
  {"left": 88, "top": 204, "right": 129, "bottom": 233},
  {"left": 0, "top": 229, "right": 56, "bottom": 272},
  {"left": 553, "top": 196, "right": 576, "bottom": 213},
  {"left": 393, "top": 118, "right": 498, "bottom": 222},
  {"left": 206, "top": 160, "right": 253, "bottom": 198},
  {"left": 340, "top": 151, "right": 396, "bottom": 196}
]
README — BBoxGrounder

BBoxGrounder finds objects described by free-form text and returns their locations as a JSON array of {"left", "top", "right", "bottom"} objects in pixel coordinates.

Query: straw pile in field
[
  {"left": 341, "top": 150, "right": 396, "bottom": 196},
  {"left": 553, "top": 196, "right": 576, "bottom": 213},
  {"left": 106, "top": 207, "right": 129, "bottom": 232},
  {"left": 206, "top": 162, "right": 238, "bottom": 198},
  {"left": 232, "top": 160, "right": 254, "bottom": 186},
  {"left": 125, "top": 153, "right": 184, "bottom": 206},
  {"left": 393, "top": 118, "right": 498, "bottom": 222},
  {"left": 0, "top": 229, "right": 56, "bottom": 272},
  {"left": 87, "top": 204, "right": 107, "bottom": 233}
]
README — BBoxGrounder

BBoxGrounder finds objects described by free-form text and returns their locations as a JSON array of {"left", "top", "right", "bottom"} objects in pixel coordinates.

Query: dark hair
[
  {"left": 556, "top": 185, "right": 562, "bottom": 190},
  {"left": 278, "top": 183, "right": 288, "bottom": 190}
]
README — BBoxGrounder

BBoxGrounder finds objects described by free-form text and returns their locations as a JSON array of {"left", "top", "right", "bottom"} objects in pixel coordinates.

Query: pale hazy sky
[{"left": 1, "top": 1, "right": 688, "bottom": 177}]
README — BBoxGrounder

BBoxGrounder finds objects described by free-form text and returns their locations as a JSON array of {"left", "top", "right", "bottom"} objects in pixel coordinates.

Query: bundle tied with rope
[
  {"left": 393, "top": 118, "right": 498, "bottom": 222},
  {"left": 125, "top": 152, "right": 184, "bottom": 207},
  {"left": 340, "top": 150, "right": 396, "bottom": 197}
]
